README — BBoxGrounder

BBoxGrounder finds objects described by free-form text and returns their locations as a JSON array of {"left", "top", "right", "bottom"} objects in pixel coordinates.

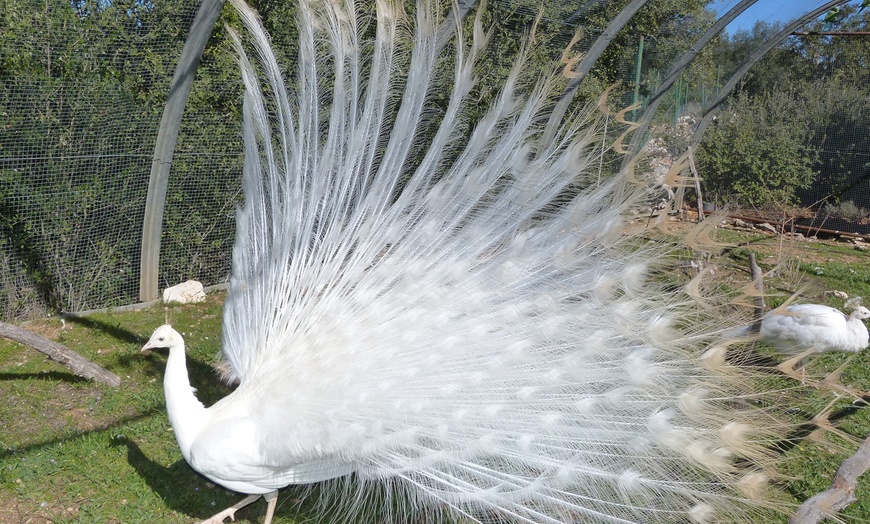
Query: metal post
[
  {"left": 139, "top": 0, "right": 228, "bottom": 302},
  {"left": 632, "top": 35, "right": 644, "bottom": 120},
  {"left": 539, "top": 0, "right": 650, "bottom": 149}
]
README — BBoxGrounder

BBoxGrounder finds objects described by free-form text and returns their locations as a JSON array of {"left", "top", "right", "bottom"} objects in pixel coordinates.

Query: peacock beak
[{"left": 141, "top": 340, "right": 157, "bottom": 354}]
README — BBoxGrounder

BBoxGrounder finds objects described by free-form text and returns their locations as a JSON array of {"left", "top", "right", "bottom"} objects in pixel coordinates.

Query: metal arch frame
[
  {"left": 689, "top": 0, "right": 850, "bottom": 147},
  {"left": 139, "top": 0, "right": 228, "bottom": 302}
]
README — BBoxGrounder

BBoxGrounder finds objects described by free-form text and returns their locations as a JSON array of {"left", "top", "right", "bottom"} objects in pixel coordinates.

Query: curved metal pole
[
  {"left": 139, "top": 0, "right": 228, "bottom": 302},
  {"left": 620, "top": 0, "right": 759, "bottom": 168},
  {"left": 690, "top": 0, "right": 849, "bottom": 147},
  {"left": 540, "top": 0, "right": 650, "bottom": 148},
  {"left": 435, "top": 0, "right": 479, "bottom": 49}
]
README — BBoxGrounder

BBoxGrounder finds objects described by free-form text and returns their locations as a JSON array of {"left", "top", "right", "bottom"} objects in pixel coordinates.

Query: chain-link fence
[
  {"left": 1, "top": 0, "right": 244, "bottom": 319},
  {"left": 2, "top": 0, "right": 868, "bottom": 321}
]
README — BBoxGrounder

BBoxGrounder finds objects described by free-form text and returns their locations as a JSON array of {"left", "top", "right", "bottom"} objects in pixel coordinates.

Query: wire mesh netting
[
  {"left": 2, "top": 0, "right": 870, "bottom": 321},
  {"left": 1, "top": 0, "right": 244, "bottom": 319},
  {"left": 2, "top": 78, "right": 153, "bottom": 315}
]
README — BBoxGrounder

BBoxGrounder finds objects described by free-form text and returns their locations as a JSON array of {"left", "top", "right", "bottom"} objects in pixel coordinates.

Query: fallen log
[
  {"left": 0, "top": 322, "right": 121, "bottom": 387},
  {"left": 790, "top": 431, "right": 870, "bottom": 523}
]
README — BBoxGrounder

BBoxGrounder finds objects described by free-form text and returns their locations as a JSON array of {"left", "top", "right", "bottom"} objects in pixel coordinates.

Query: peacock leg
[
  {"left": 198, "top": 493, "right": 261, "bottom": 524},
  {"left": 262, "top": 491, "right": 279, "bottom": 524},
  {"left": 776, "top": 348, "right": 816, "bottom": 383}
]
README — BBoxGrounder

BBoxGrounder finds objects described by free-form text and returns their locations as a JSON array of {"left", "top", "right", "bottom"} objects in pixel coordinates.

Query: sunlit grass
[
  {"left": 1, "top": 230, "right": 870, "bottom": 522},
  {"left": 0, "top": 294, "right": 277, "bottom": 523}
]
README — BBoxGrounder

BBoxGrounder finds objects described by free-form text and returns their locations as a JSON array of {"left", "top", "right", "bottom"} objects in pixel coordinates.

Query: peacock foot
[{"left": 197, "top": 494, "right": 261, "bottom": 524}]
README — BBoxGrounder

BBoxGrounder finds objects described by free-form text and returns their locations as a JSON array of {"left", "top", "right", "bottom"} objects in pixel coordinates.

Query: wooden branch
[
  {"left": 686, "top": 146, "right": 704, "bottom": 224},
  {"left": 790, "top": 432, "right": 870, "bottom": 523},
  {"left": 0, "top": 322, "right": 121, "bottom": 387}
]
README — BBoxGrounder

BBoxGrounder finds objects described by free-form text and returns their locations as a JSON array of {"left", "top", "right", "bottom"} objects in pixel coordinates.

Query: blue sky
[{"left": 708, "top": 0, "right": 853, "bottom": 34}]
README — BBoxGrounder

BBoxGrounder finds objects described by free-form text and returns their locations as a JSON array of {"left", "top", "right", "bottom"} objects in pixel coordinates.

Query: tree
[
  {"left": 699, "top": 6, "right": 870, "bottom": 211},
  {"left": 698, "top": 88, "right": 817, "bottom": 210}
]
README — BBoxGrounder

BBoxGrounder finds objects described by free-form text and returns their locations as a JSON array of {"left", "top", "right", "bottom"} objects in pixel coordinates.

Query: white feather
[
  {"left": 759, "top": 303, "right": 870, "bottom": 355},
  {"left": 140, "top": 0, "right": 795, "bottom": 522}
]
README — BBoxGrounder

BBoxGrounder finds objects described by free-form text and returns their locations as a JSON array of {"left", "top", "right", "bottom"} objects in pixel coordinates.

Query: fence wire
[{"left": 2, "top": 0, "right": 869, "bottom": 321}]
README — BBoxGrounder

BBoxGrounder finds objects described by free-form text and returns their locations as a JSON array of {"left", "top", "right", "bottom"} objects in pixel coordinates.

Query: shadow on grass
[
  {"left": 0, "top": 370, "right": 91, "bottom": 383},
  {"left": 110, "top": 435, "right": 451, "bottom": 523},
  {"left": 110, "top": 436, "right": 333, "bottom": 522},
  {"left": 0, "top": 411, "right": 155, "bottom": 458},
  {"left": 110, "top": 435, "right": 235, "bottom": 520},
  {"left": 64, "top": 315, "right": 144, "bottom": 345}
]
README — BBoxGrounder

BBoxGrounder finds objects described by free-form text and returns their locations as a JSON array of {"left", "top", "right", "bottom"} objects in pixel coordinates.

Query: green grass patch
[
  {"left": 0, "top": 294, "right": 280, "bottom": 523},
  {"left": 2, "top": 228, "right": 870, "bottom": 522}
]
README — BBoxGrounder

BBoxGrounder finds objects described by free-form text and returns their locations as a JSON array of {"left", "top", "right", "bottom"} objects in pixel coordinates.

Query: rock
[
  {"left": 163, "top": 280, "right": 206, "bottom": 304},
  {"left": 852, "top": 238, "right": 870, "bottom": 251},
  {"left": 757, "top": 222, "right": 777, "bottom": 234},
  {"left": 825, "top": 290, "right": 850, "bottom": 300}
]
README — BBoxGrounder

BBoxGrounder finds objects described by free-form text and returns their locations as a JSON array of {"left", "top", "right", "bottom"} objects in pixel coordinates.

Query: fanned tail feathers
[{"left": 219, "top": 0, "right": 787, "bottom": 522}]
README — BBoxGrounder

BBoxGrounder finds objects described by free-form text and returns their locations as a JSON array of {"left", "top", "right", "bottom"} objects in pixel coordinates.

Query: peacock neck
[{"left": 163, "top": 340, "right": 207, "bottom": 462}]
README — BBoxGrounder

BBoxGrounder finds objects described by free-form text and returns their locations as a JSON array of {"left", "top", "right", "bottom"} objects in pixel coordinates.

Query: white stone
[
  {"left": 163, "top": 280, "right": 206, "bottom": 304},
  {"left": 757, "top": 222, "right": 777, "bottom": 234}
]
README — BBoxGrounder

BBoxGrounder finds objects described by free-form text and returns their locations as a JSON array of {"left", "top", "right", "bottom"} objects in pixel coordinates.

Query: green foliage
[
  {"left": 579, "top": 0, "right": 713, "bottom": 84},
  {"left": 823, "top": 200, "right": 868, "bottom": 221},
  {"left": 699, "top": 5, "right": 870, "bottom": 211},
  {"left": 799, "top": 79, "right": 870, "bottom": 207},
  {"left": 0, "top": 0, "right": 249, "bottom": 317},
  {"left": 698, "top": 88, "right": 818, "bottom": 209},
  {"left": 0, "top": 0, "right": 197, "bottom": 316},
  {"left": 710, "top": 21, "right": 796, "bottom": 96}
]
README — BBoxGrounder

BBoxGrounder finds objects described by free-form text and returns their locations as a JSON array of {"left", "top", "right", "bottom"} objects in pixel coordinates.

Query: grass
[
  {"left": 0, "top": 295, "right": 275, "bottom": 523},
  {"left": 2, "top": 227, "right": 870, "bottom": 523},
  {"left": 711, "top": 227, "right": 870, "bottom": 520}
]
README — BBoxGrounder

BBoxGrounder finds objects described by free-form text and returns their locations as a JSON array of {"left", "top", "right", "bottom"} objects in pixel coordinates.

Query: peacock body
[
  {"left": 758, "top": 303, "right": 870, "bottom": 355},
  {"left": 142, "top": 0, "right": 791, "bottom": 522}
]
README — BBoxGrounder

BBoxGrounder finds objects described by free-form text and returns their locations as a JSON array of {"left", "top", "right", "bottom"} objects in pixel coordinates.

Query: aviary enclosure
[{"left": 2, "top": 0, "right": 870, "bottom": 522}]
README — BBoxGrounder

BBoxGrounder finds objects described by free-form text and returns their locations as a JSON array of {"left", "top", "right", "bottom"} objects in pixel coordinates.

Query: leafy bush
[
  {"left": 799, "top": 79, "right": 870, "bottom": 209},
  {"left": 823, "top": 200, "right": 868, "bottom": 222},
  {"left": 698, "top": 88, "right": 818, "bottom": 210}
]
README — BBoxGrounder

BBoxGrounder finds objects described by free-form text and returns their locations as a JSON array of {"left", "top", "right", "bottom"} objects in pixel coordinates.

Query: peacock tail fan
[{"left": 216, "top": 0, "right": 800, "bottom": 522}]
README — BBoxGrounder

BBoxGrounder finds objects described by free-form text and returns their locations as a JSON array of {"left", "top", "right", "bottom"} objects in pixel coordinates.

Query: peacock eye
[{"left": 159, "top": 337, "right": 165, "bottom": 341}]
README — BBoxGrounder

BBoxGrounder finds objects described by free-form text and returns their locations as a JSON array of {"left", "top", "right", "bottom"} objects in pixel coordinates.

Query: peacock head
[
  {"left": 853, "top": 306, "right": 870, "bottom": 321},
  {"left": 142, "top": 325, "right": 184, "bottom": 354}
]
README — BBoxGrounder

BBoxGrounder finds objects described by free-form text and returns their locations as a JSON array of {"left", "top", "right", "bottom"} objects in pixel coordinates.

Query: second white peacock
[
  {"left": 141, "top": 0, "right": 794, "bottom": 523},
  {"left": 759, "top": 302, "right": 870, "bottom": 355},
  {"left": 751, "top": 300, "right": 870, "bottom": 380}
]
